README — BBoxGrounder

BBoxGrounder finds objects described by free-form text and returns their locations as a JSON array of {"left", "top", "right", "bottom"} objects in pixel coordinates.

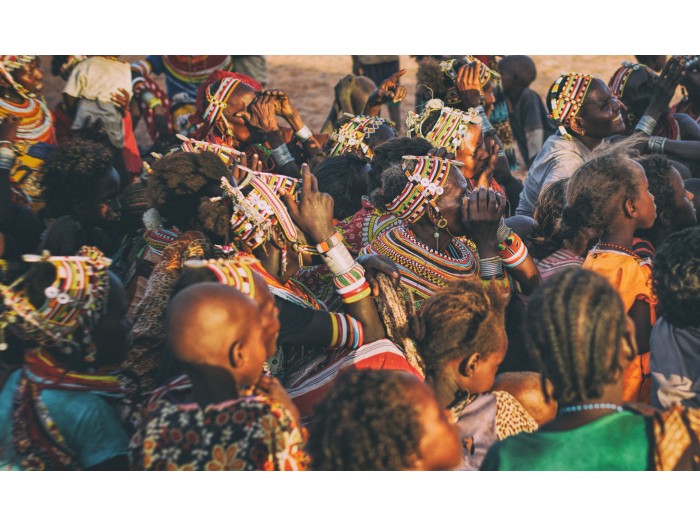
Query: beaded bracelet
[
  {"left": 333, "top": 262, "right": 366, "bottom": 289},
  {"left": 474, "top": 105, "right": 495, "bottom": 133},
  {"left": 316, "top": 231, "right": 344, "bottom": 254},
  {"left": 635, "top": 115, "right": 657, "bottom": 136},
  {"left": 321, "top": 243, "right": 356, "bottom": 276},
  {"left": 270, "top": 143, "right": 295, "bottom": 167},
  {"left": 498, "top": 232, "right": 528, "bottom": 268},
  {"left": 479, "top": 256, "right": 504, "bottom": 279},
  {"left": 342, "top": 285, "right": 372, "bottom": 304},
  {"left": 0, "top": 147, "right": 16, "bottom": 170},
  {"left": 295, "top": 125, "right": 313, "bottom": 142},
  {"left": 648, "top": 135, "right": 666, "bottom": 154}
]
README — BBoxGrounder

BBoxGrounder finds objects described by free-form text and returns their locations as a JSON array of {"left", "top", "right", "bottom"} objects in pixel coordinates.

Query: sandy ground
[{"left": 39, "top": 54, "right": 644, "bottom": 151}]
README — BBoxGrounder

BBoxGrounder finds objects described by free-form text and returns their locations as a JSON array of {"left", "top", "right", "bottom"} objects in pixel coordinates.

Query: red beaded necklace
[{"left": 595, "top": 242, "right": 637, "bottom": 258}]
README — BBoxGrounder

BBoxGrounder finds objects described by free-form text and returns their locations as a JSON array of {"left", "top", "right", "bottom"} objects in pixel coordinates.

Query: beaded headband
[
  {"left": 328, "top": 114, "right": 393, "bottom": 160},
  {"left": 0, "top": 55, "right": 37, "bottom": 99},
  {"left": 385, "top": 155, "right": 462, "bottom": 224},
  {"left": 407, "top": 99, "right": 483, "bottom": 154},
  {"left": 183, "top": 255, "right": 258, "bottom": 299},
  {"left": 608, "top": 62, "right": 647, "bottom": 99},
  {"left": 216, "top": 167, "right": 300, "bottom": 250},
  {"left": 548, "top": 72, "right": 594, "bottom": 138},
  {"left": 203, "top": 77, "right": 241, "bottom": 126},
  {"left": 177, "top": 134, "right": 242, "bottom": 169},
  {"left": 0, "top": 247, "right": 111, "bottom": 356}
]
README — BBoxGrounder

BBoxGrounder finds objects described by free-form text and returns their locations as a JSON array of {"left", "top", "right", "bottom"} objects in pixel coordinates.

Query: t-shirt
[
  {"left": 63, "top": 56, "right": 132, "bottom": 103},
  {"left": 535, "top": 248, "right": 584, "bottom": 282},
  {"left": 508, "top": 88, "right": 556, "bottom": 166},
  {"left": 0, "top": 370, "right": 129, "bottom": 470},
  {"left": 650, "top": 317, "right": 700, "bottom": 409},
  {"left": 515, "top": 134, "right": 592, "bottom": 217},
  {"left": 481, "top": 411, "right": 653, "bottom": 471}
]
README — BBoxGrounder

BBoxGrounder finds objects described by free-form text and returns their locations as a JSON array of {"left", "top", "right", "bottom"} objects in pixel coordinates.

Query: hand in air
[
  {"left": 456, "top": 63, "right": 483, "bottom": 109},
  {"left": 280, "top": 163, "right": 335, "bottom": 244}
]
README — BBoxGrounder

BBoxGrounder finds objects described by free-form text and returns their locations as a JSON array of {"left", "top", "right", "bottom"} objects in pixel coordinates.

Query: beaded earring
[{"left": 279, "top": 244, "right": 288, "bottom": 277}]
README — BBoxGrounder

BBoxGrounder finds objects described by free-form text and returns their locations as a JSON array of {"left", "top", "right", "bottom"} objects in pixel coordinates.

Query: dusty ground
[{"left": 39, "top": 54, "right": 644, "bottom": 150}]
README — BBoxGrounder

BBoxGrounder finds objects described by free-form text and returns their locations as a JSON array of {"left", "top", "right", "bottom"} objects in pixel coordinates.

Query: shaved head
[{"left": 499, "top": 55, "right": 537, "bottom": 86}]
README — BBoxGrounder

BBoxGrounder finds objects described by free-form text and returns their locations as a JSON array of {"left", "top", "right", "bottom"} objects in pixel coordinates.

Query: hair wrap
[
  {"left": 548, "top": 72, "right": 594, "bottom": 138},
  {"left": 184, "top": 255, "right": 258, "bottom": 298},
  {"left": 203, "top": 77, "right": 241, "bottom": 127},
  {"left": 385, "top": 155, "right": 461, "bottom": 223}
]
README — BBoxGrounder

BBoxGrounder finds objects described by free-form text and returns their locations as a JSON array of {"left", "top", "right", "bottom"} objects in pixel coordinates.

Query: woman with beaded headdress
[
  {"left": 220, "top": 162, "right": 420, "bottom": 418},
  {"left": 515, "top": 71, "right": 626, "bottom": 217},
  {"left": 0, "top": 247, "right": 132, "bottom": 470},
  {"left": 609, "top": 57, "right": 700, "bottom": 177},
  {"left": 192, "top": 71, "right": 324, "bottom": 177},
  {"left": 0, "top": 55, "right": 55, "bottom": 210}
]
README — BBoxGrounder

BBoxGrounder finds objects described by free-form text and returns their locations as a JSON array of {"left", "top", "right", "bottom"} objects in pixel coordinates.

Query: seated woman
[
  {"left": 130, "top": 282, "right": 308, "bottom": 471},
  {"left": 39, "top": 138, "right": 122, "bottom": 257},
  {"left": 482, "top": 268, "right": 700, "bottom": 471},
  {"left": 221, "top": 163, "right": 418, "bottom": 415},
  {"left": 0, "top": 55, "right": 55, "bottom": 210},
  {"left": 307, "top": 369, "right": 462, "bottom": 471},
  {"left": 0, "top": 247, "right": 132, "bottom": 470},
  {"left": 529, "top": 179, "right": 587, "bottom": 281},
  {"left": 411, "top": 278, "right": 554, "bottom": 470},
  {"left": 609, "top": 58, "right": 700, "bottom": 177},
  {"left": 516, "top": 72, "right": 626, "bottom": 217},
  {"left": 192, "top": 71, "right": 323, "bottom": 176}
]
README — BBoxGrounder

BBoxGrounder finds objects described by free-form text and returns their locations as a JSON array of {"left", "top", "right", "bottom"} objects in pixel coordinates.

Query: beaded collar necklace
[
  {"left": 558, "top": 403, "right": 623, "bottom": 415},
  {"left": 593, "top": 243, "right": 638, "bottom": 258}
]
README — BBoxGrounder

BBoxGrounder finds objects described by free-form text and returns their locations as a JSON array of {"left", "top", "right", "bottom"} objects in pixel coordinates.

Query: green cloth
[{"left": 481, "top": 411, "right": 653, "bottom": 471}]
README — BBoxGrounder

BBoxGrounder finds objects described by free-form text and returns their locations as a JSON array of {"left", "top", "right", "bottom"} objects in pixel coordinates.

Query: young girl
[{"left": 562, "top": 142, "right": 657, "bottom": 403}]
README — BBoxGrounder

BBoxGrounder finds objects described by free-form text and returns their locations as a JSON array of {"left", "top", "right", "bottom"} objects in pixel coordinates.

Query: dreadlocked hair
[
  {"left": 530, "top": 178, "right": 569, "bottom": 260},
  {"left": 652, "top": 226, "right": 700, "bottom": 329},
  {"left": 42, "top": 138, "right": 114, "bottom": 219},
  {"left": 367, "top": 136, "right": 433, "bottom": 196},
  {"left": 314, "top": 154, "right": 369, "bottom": 220},
  {"left": 561, "top": 137, "right": 644, "bottom": 240},
  {"left": 409, "top": 277, "right": 507, "bottom": 378},
  {"left": 146, "top": 151, "right": 230, "bottom": 231},
  {"left": 525, "top": 268, "right": 627, "bottom": 404},
  {"left": 638, "top": 155, "right": 675, "bottom": 220},
  {"left": 307, "top": 370, "right": 424, "bottom": 470}
]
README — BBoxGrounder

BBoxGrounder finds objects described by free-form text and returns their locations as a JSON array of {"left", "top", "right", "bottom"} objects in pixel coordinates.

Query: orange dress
[{"left": 582, "top": 247, "right": 657, "bottom": 403}]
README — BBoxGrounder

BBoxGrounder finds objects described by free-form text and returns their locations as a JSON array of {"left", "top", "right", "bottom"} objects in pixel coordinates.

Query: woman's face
[
  {"left": 91, "top": 167, "right": 121, "bottom": 225},
  {"left": 629, "top": 160, "right": 657, "bottom": 229},
  {"left": 14, "top": 57, "right": 44, "bottom": 95},
  {"left": 577, "top": 79, "right": 625, "bottom": 138},
  {"left": 93, "top": 274, "right": 132, "bottom": 368},
  {"left": 222, "top": 84, "right": 266, "bottom": 145},
  {"left": 433, "top": 165, "right": 469, "bottom": 237},
  {"left": 462, "top": 330, "right": 508, "bottom": 395},
  {"left": 621, "top": 68, "right": 655, "bottom": 120},
  {"left": 482, "top": 80, "right": 496, "bottom": 116}
]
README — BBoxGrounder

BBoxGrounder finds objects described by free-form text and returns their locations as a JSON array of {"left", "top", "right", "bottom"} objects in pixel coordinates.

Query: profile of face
[
  {"left": 575, "top": 79, "right": 625, "bottom": 138},
  {"left": 221, "top": 83, "right": 266, "bottom": 145},
  {"left": 482, "top": 80, "right": 496, "bottom": 116},
  {"left": 457, "top": 124, "right": 488, "bottom": 180},
  {"left": 92, "top": 273, "right": 132, "bottom": 368},
  {"left": 629, "top": 160, "right": 657, "bottom": 229},
  {"left": 431, "top": 165, "right": 469, "bottom": 237},
  {"left": 14, "top": 57, "right": 44, "bottom": 95},
  {"left": 459, "top": 329, "right": 508, "bottom": 395},
  {"left": 620, "top": 68, "right": 655, "bottom": 121},
  {"left": 666, "top": 166, "right": 697, "bottom": 230},
  {"left": 404, "top": 378, "right": 462, "bottom": 471}
]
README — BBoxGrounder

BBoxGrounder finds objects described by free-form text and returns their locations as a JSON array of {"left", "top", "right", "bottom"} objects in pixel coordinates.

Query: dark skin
[
  {"left": 363, "top": 69, "right": 408, "bottom": 118},
  {"left": 568, "top": 79, "right": 625, "bottom": 150},
  {"left": 455, "top": 62, "right": 496, "bottom": 116},
  {"left": 0, "top": 57, "right": 44, "bottom": 102}
]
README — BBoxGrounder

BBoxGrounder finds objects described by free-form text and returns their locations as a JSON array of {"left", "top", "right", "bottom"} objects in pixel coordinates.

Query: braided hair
[
  {"left": 409, "top": 277, "right": 507, "bottom": 378},
  {"left": 525, "top": 268, "right": 627, "bottom": 404},
  {"left": 308, "top": 370, "right": 424, "bottom": 470},
  {"left": 638, "top": 155, "right": 675, "bottom": 221},
  {"left": 314, "top": 154, "right": 369, "bottom": 220},
  {"left": 530, "top": 178, "right": 569, "bottom": 260},
  {"left": 367, "top": 136, "right": 433, "bottom": 196}
]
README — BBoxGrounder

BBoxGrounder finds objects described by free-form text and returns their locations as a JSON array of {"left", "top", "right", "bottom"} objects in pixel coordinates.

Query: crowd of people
[{"left": 1, "top": 54, "right": 699, "bottom": 471}]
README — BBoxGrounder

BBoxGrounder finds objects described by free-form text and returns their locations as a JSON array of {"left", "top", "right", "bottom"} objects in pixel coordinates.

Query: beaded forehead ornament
[
  {"left": 203, "top": 77, "right": 241, "bottom": 127},
  {"left": 0, "top": 55, "right": 37, "bottom": 99},
  {"left": 0, "top": 247, "right": 111, "bottom": 355},
  {"left": 215, "top": 166, "right": 301, "bottom": 251},
  {"left": 385, "top": 155, "right": 463, "bottom": 224},
  {"left": 608, "top": 62, "right": 649, "bottom": 99},
  {"left": 548, "top": 72, "right": 594, "bottom": 138},
  {"left": 406, "top": 98, "right": 483, "bottom": 154},
  {"left": 177, "top": 134, "right": 242, "bottom": 169},
  {"left": 328, "top": 114, "right": 393, "bottom": 160},
  {"left": 184, "top": 255, "right": 258, "bottom": 299}
]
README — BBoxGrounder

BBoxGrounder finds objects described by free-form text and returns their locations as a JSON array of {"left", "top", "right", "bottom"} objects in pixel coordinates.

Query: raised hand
[
  {"left": 280, "top": 164, "right": 335, "bottom": 244},
  {"left": 247, "top": 94, "right": 280, "bottom": 133},
  {"left": 462, "top": 186, "right": 504, "bottom": 256},
  {"left": 456, "top": 63, "right": 483, "bottom": 109},
  {"left": 110, "top": 88, "right": 130, "bottom": 114}
]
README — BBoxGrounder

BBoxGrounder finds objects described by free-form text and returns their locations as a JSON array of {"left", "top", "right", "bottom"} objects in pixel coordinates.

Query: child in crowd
[
  {"left": 498, "top": 55, "right": 555, "bottom": 168},
  {"left": 650, "top": 227, "right": 700, "bottom": 409},
  {"left": 563, "top": 141, "right": 657, "bottom": 403}
]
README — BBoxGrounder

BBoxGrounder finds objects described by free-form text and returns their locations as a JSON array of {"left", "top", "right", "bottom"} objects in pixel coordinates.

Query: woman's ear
[
  {"left": 623, "top": 198, "right": 637, "bottom": 219},
  {"left": 459, "top": 354, "right": 480, "bottom": 378},
  {"left": 269, "top": 224, "right": 287, "bottom": 250},
  {"left": 569, "top": 116, "right": 585, "bottom": 136}
]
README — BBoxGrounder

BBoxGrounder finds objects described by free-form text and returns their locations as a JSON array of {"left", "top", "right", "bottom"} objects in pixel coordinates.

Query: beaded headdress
[
  {"left": 328, "top": 114, "right": 393, "bottom": 160},
  {"left": 548, "top": 72, "right": 594, "bottom": 139},
  {"left": 183, "top": 255, "right": 258, "bottom": 299},
  {"left": 608, "top": 62, "right": 648, "bottom": 99},
  {"left": 216, "top": 166, "right": 301, "bottom": 251},
  {"left": 0, "top": 247, "right": 111, "bottom": 357},
  {"left": 177, "top": 134, "right": 242, "bottom": 169},
  {"left": 203, "top": 77, "right": 241, "bottom": 127},
  {"left": 385, "top": 155, "right": 462, "bottom": 223},
  {"left": 0, "top": 55, "right": 37, "bottom": 99},
  {"left": 406, "top": 98, "right": 483, "bottom": 154},
  {"left": 440, "top": 56, "right": 499, "bottom": 107}
]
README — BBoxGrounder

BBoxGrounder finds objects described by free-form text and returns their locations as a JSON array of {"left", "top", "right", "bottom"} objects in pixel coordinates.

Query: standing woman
[{"left": 0, "top": 248, "right": 132, "bottom": 470}]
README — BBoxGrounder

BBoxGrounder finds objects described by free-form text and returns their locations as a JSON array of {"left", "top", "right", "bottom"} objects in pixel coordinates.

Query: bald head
[
  {"left": 499, "top": 55, "right": 537, "bottom": 90},
  {"left": 166, "top": 282, "right": 261, "bottom": 368}
]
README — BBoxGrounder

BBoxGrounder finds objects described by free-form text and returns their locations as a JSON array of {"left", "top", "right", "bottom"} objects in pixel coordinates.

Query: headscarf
[
  {"left": 406, "top": 98, "right": 483, "bottom": 154},
  {"left": 0, "top": 55, "right": 36, "bottom": 99},
  {"left": 0, "top": 246, "right": 111, "bottom": 357},
  {"left": 385, "top": 155, "right": 460, "bottom": 224},
  {"left": 327, "top": 114, "right": 392, "bottom": 159},
  {"left": 547, "top": 72, "right": 594, "bottom": 139}
]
